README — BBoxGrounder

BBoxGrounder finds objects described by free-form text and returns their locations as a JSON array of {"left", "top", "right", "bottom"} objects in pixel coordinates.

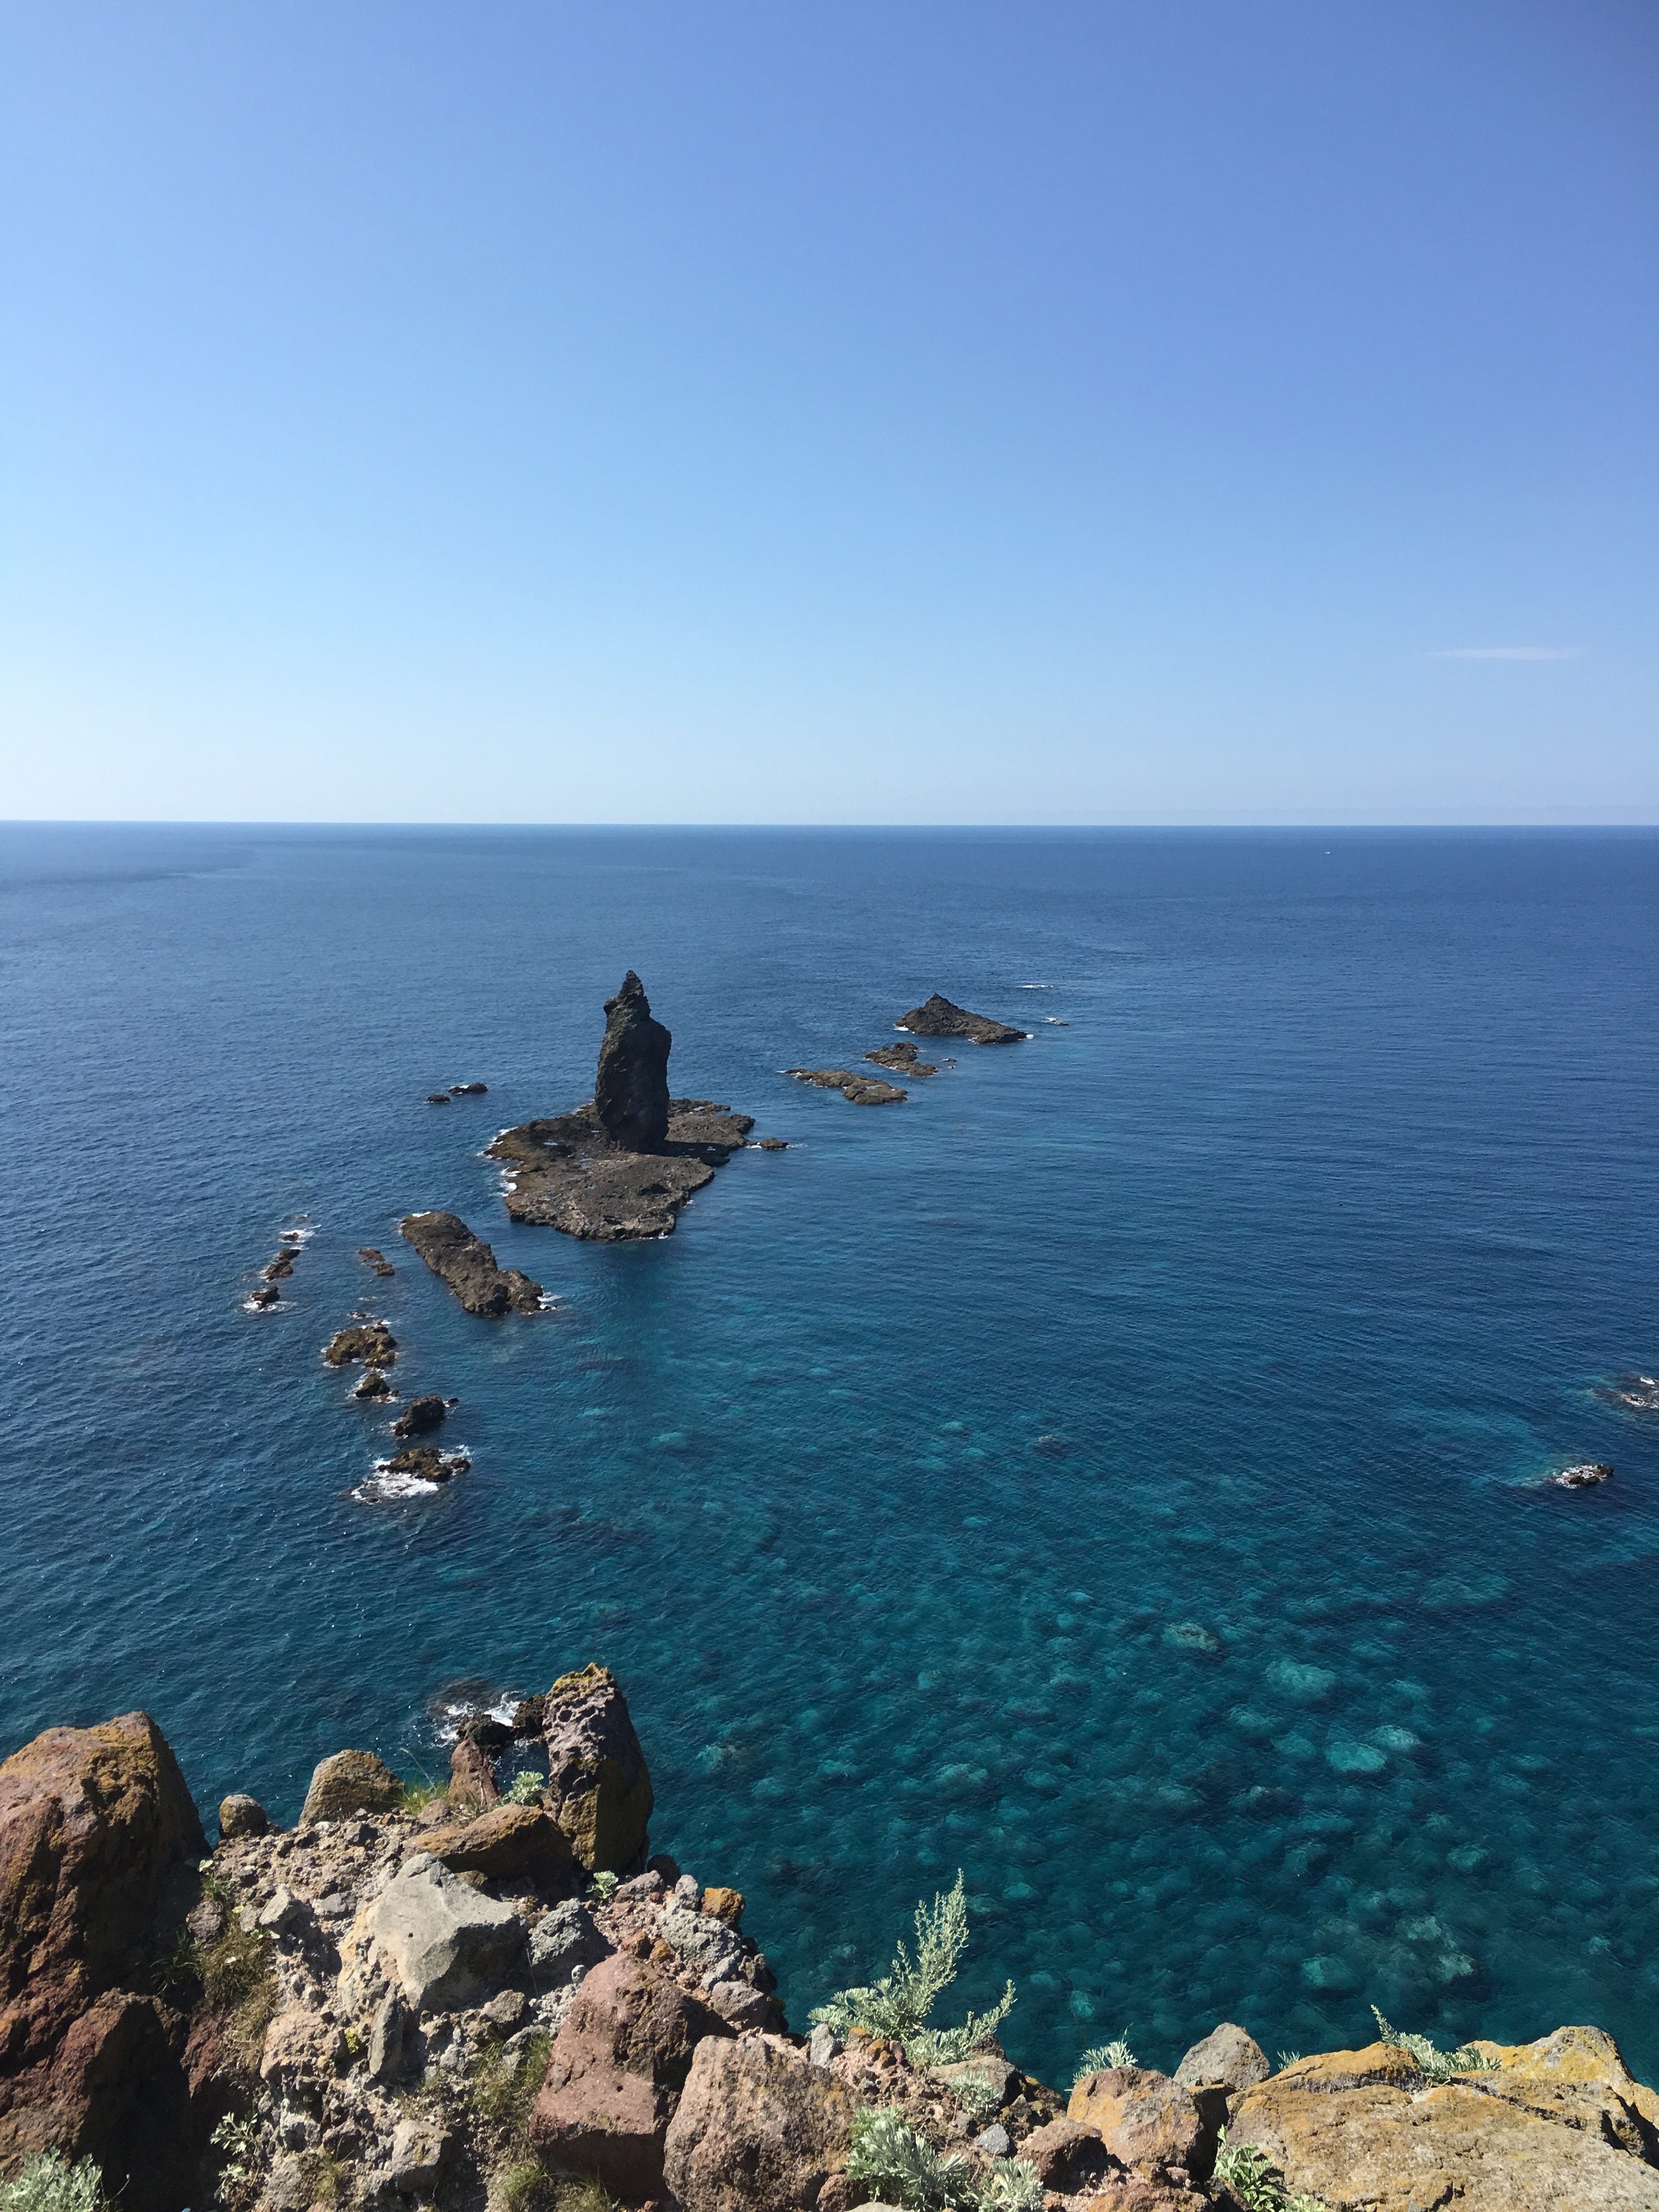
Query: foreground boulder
[
  {"left": 529, "top": 1951, "right": 730, "bottom": 2196},
  {"left": 1230, "top": 2037, "right": 1659, "bottom": 2212},
  {"left": 298, "top": 1747, "right": 404, "bottom": 1824},
  {"left": 421, "top": 1803, "right": 578, "bottom": 1889},
  {"left": 664, "top": 2033, "right": 854, "bottom": 2212},
  {"left": 364, "top": 1855, "right": 524, "bottom": 2012},
  {"left": 543, "top": 1662, "right": 654, "bottom": 1872},
  {"left": 896, "top": 992, "right": 1026, "bottom": 1044},
  {"left": 399, "top": 1210, "right": 543, "bottom": 1315},
  {"left": 0, "top": 1713, "right": 206, "bottom": 2208},
  {"left": 1068, "top": 2064, "right": 1207, "bottom": 2177}
]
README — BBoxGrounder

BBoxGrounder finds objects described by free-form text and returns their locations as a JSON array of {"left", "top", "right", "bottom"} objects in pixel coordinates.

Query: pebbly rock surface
[
  {"left": 399, "top": 1210, "right": 543, "bottom": 1316},
  {"left": 896, "top": 992, "right": 1027, "bottom": 1044},
  {"left": 783, "top": 1068, "right": 907, "bottom": 1105},
  {"left": 487, "top": 975, "right": 755, "bottom": 1240}
]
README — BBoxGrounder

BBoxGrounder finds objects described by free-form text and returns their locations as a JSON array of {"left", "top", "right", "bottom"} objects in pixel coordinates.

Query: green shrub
[
  {"left": 975, "top": 2159, "right": 1043, "bottom": 2212},
  {"left": 810, "top": 1874, "right": 1014, "bottom": 2066},
  {"left": 946, "top": 2072, "right": 1002, "bottom": 2121},
  {"left": 1369, "top": 2007, "right": 1497, "bottom": 2084},
  {"left": 504, "top": 1770, "right": 546, "bottom": 1805},
  {"left": 0, "top": 2154, "right": 111, "bottom": 2212},
  {"left": 1212, "top": 2131, "right": 1329, "bottom": 2212},
  {"left": 588, "top": 1870, "right": 619, "bottom": 1902},
  {"left": 210, "top": 2115, "right": 268, "bottom": 2187},
  {"left": 1073, "top": 2035, "right": 1135, "bottom": 2082}
]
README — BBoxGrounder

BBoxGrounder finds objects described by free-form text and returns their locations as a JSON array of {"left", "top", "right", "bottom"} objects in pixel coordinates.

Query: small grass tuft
[{"left": 1074, "top": 2035, "right": 1136, "bottom": 2082}]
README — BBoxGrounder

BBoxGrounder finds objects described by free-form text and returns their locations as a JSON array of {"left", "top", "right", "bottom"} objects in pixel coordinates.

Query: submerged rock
[
  {"left": 426, "top": 1091, "right": 453, "bottom": 1104},
  {"left": 487, "top": 975, "right": 754, "bottom": 1239},
  {"left": 543, "top": 1661, "right": 654, "bottom": 1872},
  {"left": 1556, "top": 1462, "right": 1615, "bottom": 1488},
  {"left": 448, "top": 1080, "right": 488, "bottom": 1095},
  {"left": 323, "top": 1320, "right": 397, "bottom": 1367},
  {"left": 596, "top": 969, "right": 673, "bottom": 1148},
  {"left": 1600, "top": 1373, "right": 1658, "bottom": 1413},
  {"left": 896, "top": 991, "right": 1027, "bottom": 1044},
  {"left": 400, "top": 1208, "right": 543, "bottom": 1314},
  {"left": 356, "top": 1245, "right": 396, "bottom": 1277},
  {"left": 785, "top": 1067, "right": 907, "bottom": 1105}
]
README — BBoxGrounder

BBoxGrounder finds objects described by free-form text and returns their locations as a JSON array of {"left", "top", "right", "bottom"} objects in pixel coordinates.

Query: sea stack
[{"left": 595, "top": 970, "right": 672, "bottom": 1149}]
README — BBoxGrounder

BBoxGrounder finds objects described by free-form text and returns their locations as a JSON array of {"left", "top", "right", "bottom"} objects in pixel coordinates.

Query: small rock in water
[
  {"left": 324, "top": 1321, "right": 397, "bottom": 1368},
  {"left": 895, "top": 991, "right": 1027, "bottom": 1045},
  {"left": 357, "top": 1246, "right": 396, "bottom": 1277},
  {"left": 865, "top": 1041, "right": 938, "bottom": 1076},
  {"left": 1555, "top": 1462, "right": 1615, "bottom": 1489},
  {"left": 425, "top": 1092, "right": 453, "bottom": 1105},
  {"left": 1599, "top": 1373, "right": 1658, "bottom": 1413},
  {"left": 785, "top": 1067, "right": 907, "bottom": 1105},
  {"left": 249, "top": 1284, "right": 280, "bottom": 1306},
  {"left": 449, "top": 1081, "right": 488, "bottom": 1094},
  {"left": 756, "top": 1137, "right": 789, "bottom": 1150},
  {"left": 1164, "top": 1621, "right": 1220, "bottom": 1654},
  {"left": 354, "top": 1368, "right": 392, "bottom": 1399},
  {"left": 393, "top": 1394, "right": 450, "bottom": 1437},
  {"left": 384, "top": 1446, "right": 468, "bottom": 1482}
]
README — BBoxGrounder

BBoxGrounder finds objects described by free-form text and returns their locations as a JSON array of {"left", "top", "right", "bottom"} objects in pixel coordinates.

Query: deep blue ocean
[{"left": 3, "top": 825, "right": 1657, "bottom": 2087}]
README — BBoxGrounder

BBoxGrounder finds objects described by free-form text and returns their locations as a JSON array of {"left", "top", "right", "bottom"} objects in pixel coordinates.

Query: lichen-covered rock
[
  {"left": 1229, "top": 2039, "right": 1659, "bottom": 2212},
  {"left": 1067, "top": 2065, "right": 1205, "bottom": 2176},
  {"left": 543, "top": 1662, "right": 653, "bottom": 1872},
  {"left": 364, "top": 1857, "right": 524, "bottom": 2011},
  {"left": 529, "top": 1951, "right": 731, "bottom": 2196},
  {"left": 664, "top": 2032, "right": 855, "bottom": 2212},
  {"left": 422, "top": 1803, "right": 578, "bottom": 1889},
  {"left": 595, "top": 970, "right": 673, "bottom": 1149},
  {"left": 0, "top": 1713, "right": 206, "bottom": 2207},
  {"left": 1466, "top": 2023, "right": 1659, "bottom": 2156},
  {"left": 701, "top": 1886, "right": 744, "bottom": 1926},
  {"left": 298, "top": 1747, "right": 404, "bottom": 1824}
]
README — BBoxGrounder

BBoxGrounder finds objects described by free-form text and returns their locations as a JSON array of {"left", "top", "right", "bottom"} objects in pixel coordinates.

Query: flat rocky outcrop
[
  {"left": 897, "top": 991, "right": 1028, "bottom": 1043},
  {"left": 784, "top": 1068, "right": 907, "bottom": 1105},
  {"left": 487, "top": 975, "right": 755, "bottom": 1239},
  {"left": 323, "top": 1321, "right": 398, "bottom": 1368},
  {"left": 399, "top": 1210, "right": 543, "bottom": 1315},
  {"left": 865, "top": 1041, "right": 938, "bottom": 1076}
]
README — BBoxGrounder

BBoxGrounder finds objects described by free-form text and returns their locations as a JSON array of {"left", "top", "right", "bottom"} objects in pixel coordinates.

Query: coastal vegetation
[{"left": 809, "top": 1873, "right": 1015, "bottom": 2066}]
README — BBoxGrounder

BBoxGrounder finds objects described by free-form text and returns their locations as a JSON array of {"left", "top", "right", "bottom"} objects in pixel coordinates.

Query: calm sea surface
[{"left": 2, "top": 825, "right": 1656, "bottom": 2084}]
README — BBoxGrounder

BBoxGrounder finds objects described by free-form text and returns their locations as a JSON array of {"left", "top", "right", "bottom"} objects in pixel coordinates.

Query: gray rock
[
  {"left": 529, "top": 1898, "right": 613, "bottom": 1980},
  {"left": 807, "top": 2023, "right": 839, "bottom": 2068},
  {"left": 1175, "top": 2021, "right": 1271, "bottom": 2095},
  {"left": 257, "top": 1887, "right": 319, "bottom": 1944},
  {"left": 595, "top": 970, "right": 672, "bottom": 1148},
  {"left": 388, "top": 2116, "right": 450, "bottom": 2191},
  {"left": 974, "top": 2124, "right": 1013, "bottom": 2158},
  {"left": 659, "top": 1898, "right": 747, "bottom": 1984},
  {"left": 365, "top": 1859, "right": 524, "bottom": 2012},
  {"left": 484, "top": 1988, "right": 528, "bottom": 2030},
  {"left": 707, "top": 1978, "right": 773, "bottom": 2030},
  {"left": 368, "top": 1990, "right": 407, "bottom": 2082}
]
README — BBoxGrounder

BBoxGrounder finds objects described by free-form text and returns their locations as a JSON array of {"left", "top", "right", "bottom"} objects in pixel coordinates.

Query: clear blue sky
[{"left": 2, "top": 2, "right": 1654, "bottom": 822}]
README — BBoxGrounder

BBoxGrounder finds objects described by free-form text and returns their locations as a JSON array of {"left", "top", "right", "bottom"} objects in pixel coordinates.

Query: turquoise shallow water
[{"left": 2, "top": 824, "right": 1657, "bottom": 2085}]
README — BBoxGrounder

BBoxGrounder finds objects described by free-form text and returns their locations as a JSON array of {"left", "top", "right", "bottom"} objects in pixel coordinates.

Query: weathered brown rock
[
  {"left": 528, "top": 1951, "right": 730, "bottom": 2196},
  {"left": 217, "top": 1793, "right": 269, "bottom": 1841},
  {"left": 664, "top": 2033, "right": 854, "bottom": 2212},
  {"left": 1068, "top": 2066, "right": 1205, "bottom": 2176},
  {"left": 448, "top": 1738, "right": 500, "bottom": 1810},
  {"left": 382, "top": 1445, "right": 468, "bottom": 1481},
  {"left": 595, "top": 970, "right": 673, "bottom": 1149},
  {"left": 895, "top": 992, "right": 1026, "bottom": 1045},
  {"left": 0, "top": 1713, "right": 206, "bottom": 2208},
  {"left": 489, "top": 1097, "right": 754, "bottom": 1241},
  {"left": 865, "top": 1042, "right": 938, "bottom": 1076},
  {"left": 785, "top": 1068, "right": 907, "bottom": 1105},
  {"left": 298, "top": 1748, "right": 404, "bottom": 1825},
  {"left": 1175, "top": 2021, "right": 1271, "bottom": 2098},
  {"left": 700, "top": 1886, "right": 744, "bottom": 1926},
  {"left": 421, "top": 1804, "right": 578, "bottom": 1889},
  {"left": 543, "top": 1663, "right": 654, "bottom": 1873},
  {"left": 399, "top": 1210, "right": 543, "bottom": 1316},
  {"left": 1021, "top": 2115, "right": 1122, "bottom": 2191},
  {"left": 357, "top": 1246, "right": 396, "bottom": 1277},
  {"left": 1466, "top": 2023, "right": 1659, "bottom": 2154},
  {"left": 1230, "top": 2039, "right": 1659, "bottom": 2212},
  {"left": 355, "top": 1368, "right": 392, "bottom": 1399},
  {"left": 323, "top": 1321, "right": 397, "bottom": 1367}
]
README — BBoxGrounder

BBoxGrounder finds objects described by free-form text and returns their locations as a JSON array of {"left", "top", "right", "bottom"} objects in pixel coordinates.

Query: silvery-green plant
[
  {"left": 1370, "top": 2007, "right": 1497, "bottom": 2084},
  {"left": 1073, "top": 2034, "right": 1136, "bottom": 2082},
  {"left": 947, "top": 2071, "right": 1003, "bottom": 2121},
  {"left": 845, "top": 2107, "right": 972, "bottom": 2210},
  {"left": 0, "top": 2153, "right": 111, "bottom": 2212},
  {"left": 975, "top": 2159, "right": 1043, "bottom": 2212},
  {"left": 1212, "top": 2131, "right": 1329, "bottom": 2212},
  {"left": 504, "top": 1769, "right": 546, "bottom": 1805},
  {"left": 589, "top": 1870, "right": 620, "bottom": 1901},
  {"left": 210, "top": 2112, "right": 268, "bottom": 2185},
  {"left": 810, "top": 1873, "right": 1014, "bottom": 2066}
]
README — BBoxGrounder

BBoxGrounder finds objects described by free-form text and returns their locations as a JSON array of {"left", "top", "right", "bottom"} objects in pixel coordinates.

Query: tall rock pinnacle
[{"left": 594, "top": 971, "right": 672, "bottom": 1150}]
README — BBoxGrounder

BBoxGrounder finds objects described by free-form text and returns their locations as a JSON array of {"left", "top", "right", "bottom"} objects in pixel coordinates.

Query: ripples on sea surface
[{"left": 2, "top": 824, "right": 1656, "bottom": 2084}]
